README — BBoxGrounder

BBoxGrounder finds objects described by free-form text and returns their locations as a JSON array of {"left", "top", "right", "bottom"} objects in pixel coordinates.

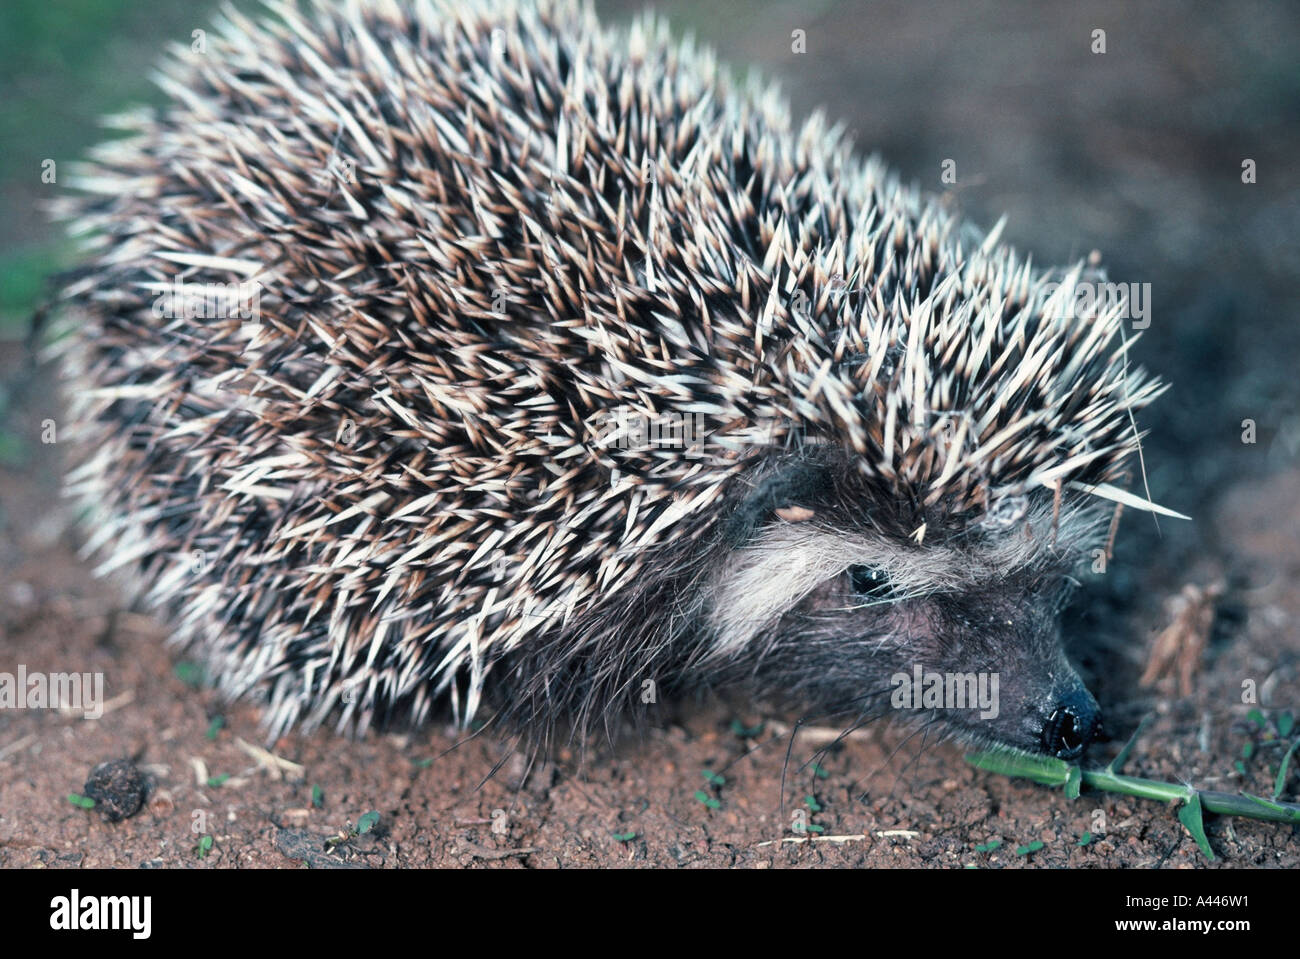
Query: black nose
[{"left": 1041, "top": 688, "right": 1101, "bottom": 760}]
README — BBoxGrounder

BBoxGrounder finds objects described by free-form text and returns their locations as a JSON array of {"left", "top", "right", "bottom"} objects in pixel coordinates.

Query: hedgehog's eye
[{"left": 847, "top": 564, "right": 893, "bottom": 600}]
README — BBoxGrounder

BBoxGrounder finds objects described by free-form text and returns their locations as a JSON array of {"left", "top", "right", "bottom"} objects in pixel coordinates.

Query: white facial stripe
[
  {"left": 708, "top": 527, "right": 887, "bottom": 659},
  {"left": 705, "top": 500, "right": 1108, "bottom": 657}
]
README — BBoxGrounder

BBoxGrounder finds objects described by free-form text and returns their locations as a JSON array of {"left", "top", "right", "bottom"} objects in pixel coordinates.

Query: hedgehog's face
[{"left": 711, "top": 461, "right": 1107, "bottom": 759}]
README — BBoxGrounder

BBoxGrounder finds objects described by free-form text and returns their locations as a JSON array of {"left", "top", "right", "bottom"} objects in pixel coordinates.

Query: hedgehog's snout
[{"left": 1040, "top": 684, "right": 1101, "bottom": 760}]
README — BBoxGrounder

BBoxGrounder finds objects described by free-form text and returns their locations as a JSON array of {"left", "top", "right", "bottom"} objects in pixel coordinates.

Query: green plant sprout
[
  {"left": 1238, "top": 708, "right": 1297, "bottom": 800},
  {"left": 325, "top": 811, "right": 381, "bottom": 850},
  {"left": 967, "top": 718, "right": 1300, "bottom": 861}
]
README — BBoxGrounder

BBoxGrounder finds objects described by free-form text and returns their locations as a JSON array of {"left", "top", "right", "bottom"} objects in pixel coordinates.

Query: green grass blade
[
  {"left": 1176, "top": 793, "right": 1215, "bottom": 861},
  {"left": 1275, "top": 740, "right": 1299, "bottom": 800},
  {"left": 1065, "top": 764, "right": 1082, "bottom": 799},
  {"left": 966, "top": 747, "right": 1071, "bottom": 786},
  {"left": 1107, "top": 715, "right": 1150, "bottom": 775}
]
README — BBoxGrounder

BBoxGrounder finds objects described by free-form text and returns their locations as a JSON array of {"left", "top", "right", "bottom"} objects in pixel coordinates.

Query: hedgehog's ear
[{"left": 723, "top": 455, "right": 834, "bottom": 545}]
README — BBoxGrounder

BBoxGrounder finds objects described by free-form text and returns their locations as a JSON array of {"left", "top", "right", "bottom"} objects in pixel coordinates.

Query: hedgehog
[{"left": 51, "top": 0, "right": 1182, "bottom": 760}]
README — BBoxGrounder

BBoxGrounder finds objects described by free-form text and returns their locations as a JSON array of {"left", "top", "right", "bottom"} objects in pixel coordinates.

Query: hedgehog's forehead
[{"left": 765, "top": 495, "right": 1095, "bottom": 589}]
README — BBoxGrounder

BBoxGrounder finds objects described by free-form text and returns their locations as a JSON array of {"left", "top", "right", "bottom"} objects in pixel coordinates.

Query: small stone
[
  {"left": 148, "top": 788, "right": 175, "bottom": 818},
  {"left": 83, "top": 759, "right": 148, "bottom": 822}
]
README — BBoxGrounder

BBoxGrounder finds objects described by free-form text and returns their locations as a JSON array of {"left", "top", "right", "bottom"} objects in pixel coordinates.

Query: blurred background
[{"left": 0, "top": 0, "right": 1297, "bottom": 866}]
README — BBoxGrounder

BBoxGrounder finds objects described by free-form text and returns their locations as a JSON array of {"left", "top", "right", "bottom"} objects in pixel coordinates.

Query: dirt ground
[{"left": 2, "top": 0, "right": 1298, "bottom": 868}]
